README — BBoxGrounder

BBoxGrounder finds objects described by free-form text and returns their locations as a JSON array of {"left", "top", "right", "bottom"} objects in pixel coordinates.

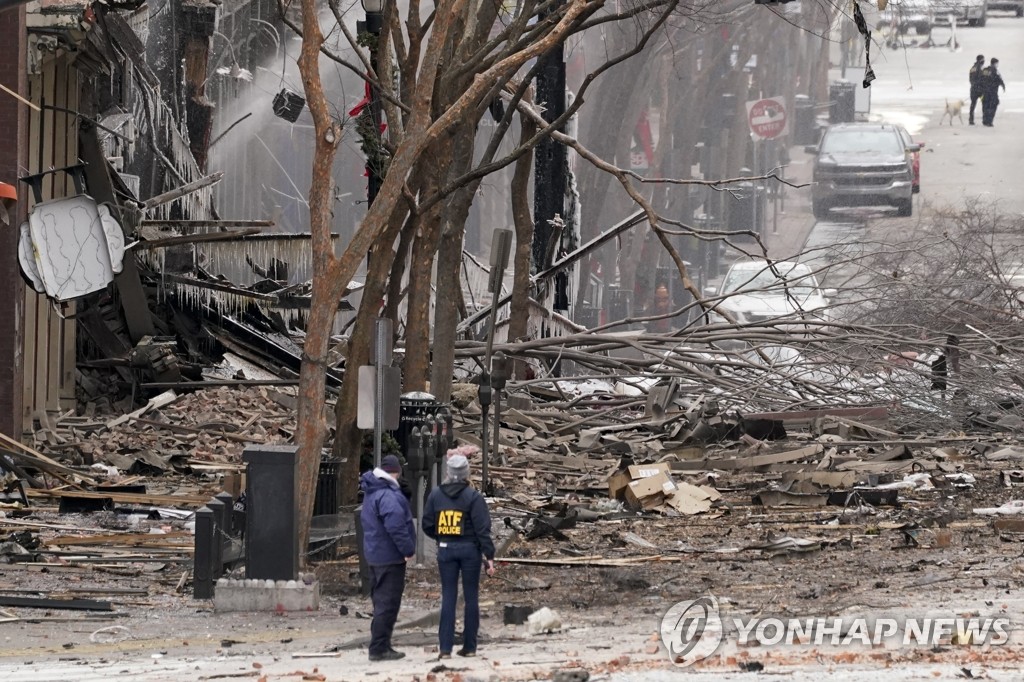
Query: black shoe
[
  {"left": 969, "top": 121, "right": 975, "bottom": 125},
  {"left": 437, "top": 651, "right": 451, "bottom": 660},
  {"left": 457, "top": 648, "right": 476, "bottom": 657},
  {"left": 369, "top": 649, "right": 406, "bottom": 661}
]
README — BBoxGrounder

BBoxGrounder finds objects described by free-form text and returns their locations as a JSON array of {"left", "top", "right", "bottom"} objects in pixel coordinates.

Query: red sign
[{"left": 746, "top": 97, "right": 788, "bottom": 141}]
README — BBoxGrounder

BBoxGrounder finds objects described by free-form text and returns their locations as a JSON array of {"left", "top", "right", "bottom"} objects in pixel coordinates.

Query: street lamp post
[{"left": 359, "top": 0, "right": 385, "bottom": 208}]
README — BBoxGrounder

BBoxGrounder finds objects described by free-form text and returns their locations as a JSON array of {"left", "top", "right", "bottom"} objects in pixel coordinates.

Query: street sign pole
[
  {"left": 752, "top": 140, "right": 759, "bottom": 239},
  {"left": 480, "top": 229, "right": 513, "bottom": 494},
  {"left": 372, "top": 318, "right": 392, "bottom": 469},
  {"left": 746, "top": 96, "right": 788, "bottom": 240}
]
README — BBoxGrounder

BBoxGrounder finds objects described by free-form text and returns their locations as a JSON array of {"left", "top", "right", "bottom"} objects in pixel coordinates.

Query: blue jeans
[{"left": 437, "top": 541, "right": 482, "bottom": 654}]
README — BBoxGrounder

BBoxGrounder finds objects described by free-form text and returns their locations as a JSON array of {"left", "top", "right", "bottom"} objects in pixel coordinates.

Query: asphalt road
[
  {"left": 778, "top": 15, "right": 1024, "bottom": 298},
  {"left": 870, "top": 14, "right": 1024, "bottom": 215}
]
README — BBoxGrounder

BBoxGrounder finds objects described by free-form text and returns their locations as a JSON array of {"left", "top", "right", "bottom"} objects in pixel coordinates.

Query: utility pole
[
  {"left": 532, "top": 3, "right": 567, "bottom": 278},
  {"left": 359, "top": 0, "right": 386, "bottom": 208}
]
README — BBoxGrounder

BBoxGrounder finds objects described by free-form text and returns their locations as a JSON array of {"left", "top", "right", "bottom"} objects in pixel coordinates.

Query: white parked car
[
  {"left": 932, "top": 0, "right": 989, "bottom": 26},
  {"left": 704, "top": 260, "right": 836, "bottom": 327},
  {"left": 878, "top": 0, "right": 936, "bottom": 34}
]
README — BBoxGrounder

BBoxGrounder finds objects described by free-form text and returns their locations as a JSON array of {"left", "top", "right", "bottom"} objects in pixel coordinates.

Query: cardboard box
[
  {"left": 627, "top": 461, "right": 671, "bottom": 480},
  {"left": 625, "top": 472, "right": 678, "bottom": 510},
  {"left": 608, "top": 468, "right": 631, "bottom": 501},
  {"left": 665, "top": 482, "right": 721, "bottom": 515}
]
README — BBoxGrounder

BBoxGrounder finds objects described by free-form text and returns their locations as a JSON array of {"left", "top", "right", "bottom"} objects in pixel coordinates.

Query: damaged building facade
[{"left": 0, "top": 0, "right": 366, "bottom": 438}]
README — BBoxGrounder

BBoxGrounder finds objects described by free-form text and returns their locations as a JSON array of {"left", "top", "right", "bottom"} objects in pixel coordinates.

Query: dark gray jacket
[{"left": 422, "top": 482, "right": 495, "bottom": 560}]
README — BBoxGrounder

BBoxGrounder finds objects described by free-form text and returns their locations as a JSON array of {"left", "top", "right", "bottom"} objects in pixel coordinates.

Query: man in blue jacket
[
  {"left": 360, "top": 454, "right": 416, "bottom": 661},
  {"left": 422, "top": 454, "right": 496, "bottom": 659}
]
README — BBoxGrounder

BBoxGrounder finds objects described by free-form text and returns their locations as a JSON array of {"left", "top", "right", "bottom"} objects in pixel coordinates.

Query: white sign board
[
  {"left": 356, "top": 365, "right": 402, "bottom": 430},
  {"left": 19, "top": 196, "right": 126, "bottom": 301}
]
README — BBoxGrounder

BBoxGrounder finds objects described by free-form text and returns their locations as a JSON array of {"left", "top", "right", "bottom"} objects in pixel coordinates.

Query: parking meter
[
  {"left": 433, "top": 413, "right": 446, "bottom": 468},
  {"left": 407, "top": 426, "right": 426, "bottom": 565},
  {"left": 423, "top": 426, "right": 437, "bottom": 487},
  {"left": 421, "top": 425, "right": 436, "bottom": 478},
  {"left": 407, "top": 426, "right": 425, "bottom": 480},
  {"left": 491, "top": 352, "right": 509, "bottom": 391},
  {"left": 479, "top": 376, "right": 493, "bottom": 490},
  {"left": 435, "top": 407, "right": 452, "bottom": 485},
  {"left": 490, "top": 352, "right": 510, "bottom": 476}
]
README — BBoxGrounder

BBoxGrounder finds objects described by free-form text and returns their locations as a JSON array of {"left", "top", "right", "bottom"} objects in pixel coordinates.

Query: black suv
[
  {"left": 989, "top": 1, "right": 1023, "bottom": 17},
  {"left": 806, "top": 123, "right": 919, "bottom": 219}
]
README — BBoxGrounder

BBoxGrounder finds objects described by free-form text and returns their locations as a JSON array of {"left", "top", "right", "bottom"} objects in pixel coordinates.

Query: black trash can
[
  {"left": 575, "top": 306, "right": 601, "bottom": 329},
  {"left": 793, "top": 94, "right": 816, "bottom": 145},
  {"left": 730, "top": 178, "right": 755, "bottom": 233},
  {"left": 308, "top": 457, "right": 341, "bottom": 562},
  {"left": 699, "top": 216, "right": 723, "bottom": 280},
  {"left": 393, "top": 392, "right": 443, "bottom": 455},
  {"left": 607, "top": 287, "right": 633, "bottom": 326},
  {"left": 727, "top": 176, "right": 767, "bottom": 240},
  {"left": 829, "top": 81, "right": 856, "bottom": 124}
]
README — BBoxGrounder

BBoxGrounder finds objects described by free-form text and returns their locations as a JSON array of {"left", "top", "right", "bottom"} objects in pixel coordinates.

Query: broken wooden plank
[
  {"left": 135, "top": 228, "right": 263, "bottom": 250},
  {"left": 989, "top": 518, "right": 1024, "bottom": 533},
  {"left": 669, "top": 444, "right": 824, "bottom": 472},
  {"left": 0, "top": 587, "right": 148, "bottom": 596},
  {"left": 0, "top": 518, "right": 134, "bottom": 533},
  {"left": 504, "top": 408, "right": 549, "bottom": 433},
  {"left": 132, "top": 417, "right": 266, "bottom": 444},
  {"left": 753, "top": 490, "right": 828, "bottom": 507},
  {"left": 497, "top": 555, "right": 683, "bottom": 567},
  {"left": 0, "top": 431, "right": 96, "bottom": 487},
  {"left": 105, "top": 390, "right": 178, "bottom": 429},
  {"left": 831, "top": 417, "right": 903, "bottom": 440},
  {"left": 0, "top": 595, "right": 113, "bottom": 611},
  {"left": 834, "top": 459, "right": 937, "bottom": 473},
  {"left": 142, "top": 172, "right": 224, "bottom": 210},
  {"left": 43, "top": 532, "right": 193, "bottom": 547},
  {"left": 160, "top": 273, "right": 279, "bottom": 302},
  {"left": 140, "top": 219, "right": 275, "bottom": 230},
  {"left": 26, "top": 489, "right": 210, "bottom": 508},
  {"left": 744, "top": 406, "right": 890, "bottom": 424},
  {"left": 140, "top": 379, "right": 299, "bottom": 390}
]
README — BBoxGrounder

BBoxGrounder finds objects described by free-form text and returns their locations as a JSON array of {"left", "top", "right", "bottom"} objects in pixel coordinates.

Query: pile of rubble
[{"left": 25, "top": 386, "right": 294, "bottom": 478}]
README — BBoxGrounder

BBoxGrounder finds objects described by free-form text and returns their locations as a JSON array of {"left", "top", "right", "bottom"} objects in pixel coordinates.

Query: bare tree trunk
[
  {"left": 294, "top": 0, "right": 344, "bottom": 558},
  {"left": 384, "top": 211, "right": 417, "bottom": 330},
  {"left": 404, "top": 152, "right": 449, "bottom": 391},
  {"left": 300, "top": 6, "right": 459, "bottom": 514},
  {"left": 431, "top": 122, "right": 479, "bottom": 402},
  {"left": 508, "top": 103, "right": 537, "bottom": 378},
  {"left": 334, "top": 213, "right": 405, "bottom": 502},
  {"left": 575, "top": 31, "right": 648, "bottom": 310}
]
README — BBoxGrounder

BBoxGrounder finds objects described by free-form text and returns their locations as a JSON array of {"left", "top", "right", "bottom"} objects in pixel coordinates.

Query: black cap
[
  {"left": 381, "top": 454, "right": 402, "bottom": 474},
  {"left": 977, "top": 54, "right": 985, "bottom": 61},
  {"left": 992, "top": 58, "right": 999, "bottom": 64}
]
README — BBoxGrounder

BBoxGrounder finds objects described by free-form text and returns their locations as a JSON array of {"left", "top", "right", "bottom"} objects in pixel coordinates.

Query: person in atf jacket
[
  {"left": 422, "top": 454, "right": 496, "bottom": 659},
  {"left": 359, "top": 454, "right": 416, "bottom": 662}
]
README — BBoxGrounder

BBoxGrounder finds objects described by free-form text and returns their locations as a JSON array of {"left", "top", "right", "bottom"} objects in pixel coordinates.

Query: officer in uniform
[
  {"left": 969, "top": 54, "right": 985, "bottom": 125},
  {"left": 422, "top": 454, "right": 495, "bottom": 659},
  {"left": 980, "top": 58, "right": 1007, "bottom": 127}
]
